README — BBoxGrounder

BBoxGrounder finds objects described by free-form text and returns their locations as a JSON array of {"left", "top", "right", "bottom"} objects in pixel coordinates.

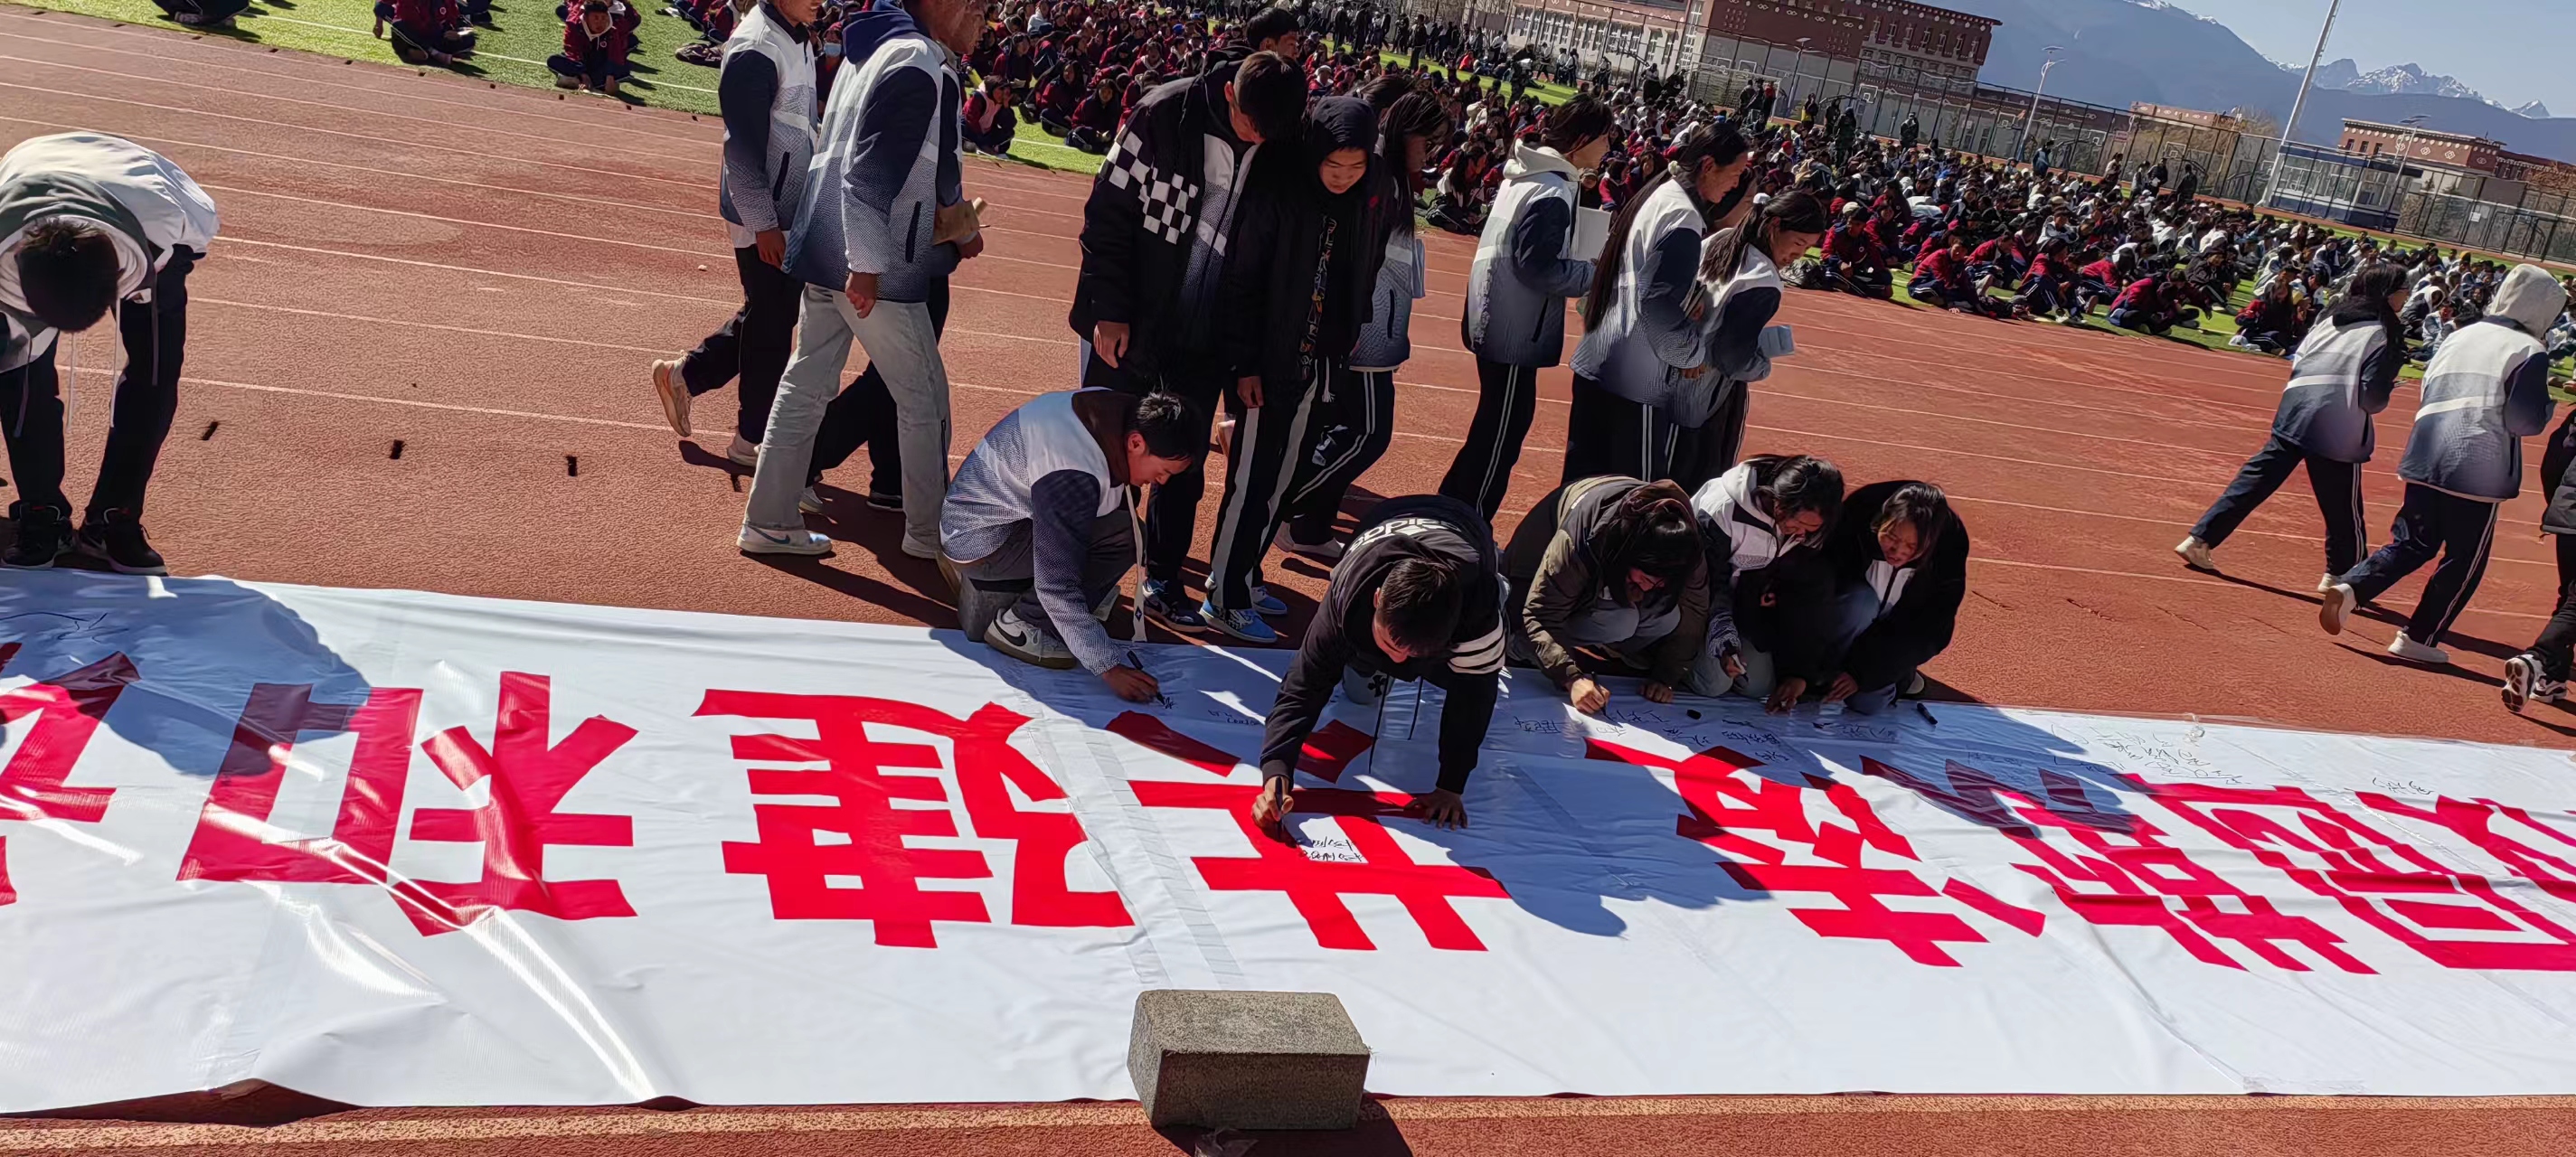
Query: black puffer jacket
[
  {"left": 1219, "top": 97, "right": 1399, "bottom": 394},
  {"left": 1067, "top": 51, "right": 1249, "bottom": 382},
  {"left": 2542, "top": 409, "right": 2576, "bottom": 536}
]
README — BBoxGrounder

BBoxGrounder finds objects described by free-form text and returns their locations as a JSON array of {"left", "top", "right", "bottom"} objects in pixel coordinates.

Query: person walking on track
[
  {"left": 2177, "top": 263, "right": 2410, "bottom": 590},
  {"left": 2321, "top": 264, "right": 2567, "bottom": 665},
  {"left": 740, "top": 0, "right": 985, "bottom": 559},
  {"left": 652, "top": 0, "right": 820, "bottom": 468},
  {"left": 0, "top": 132, "right": 220, "bottom": 576},
  {"left": 1441, "top": 96, "right": 1611, "bottom": 522},
  {"left": 2505, "top": 405, "right": 2576, "bottom": 712}
]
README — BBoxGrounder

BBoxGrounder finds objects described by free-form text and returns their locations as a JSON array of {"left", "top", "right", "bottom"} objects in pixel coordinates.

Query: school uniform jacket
[
  {"left": 1690, "top": 461, "right": 1798, "bottom": 659},
  {"left": 1260, "top": 495, "right": 1506, "bottom": 795},
  {"left": 2399, "top": 264, "right": 2566, "bottom": 502},
  {"left": 716, "top": 3, "right": 816, "bottom": 241},
  {"left": 2272, "top": 315, "right": 2400, "bottom": 463},
  {"left": 1571, "top": 177, "right": 1713, "bottom": 414},
  {"left": 1463, "top": 143, "right": 1593, "bottom": 367},
  {"left": 782, "top": 6, "right": 961, "bottom": 304},
  {"left": 1815, "top": 481, "right": 1966, "bottom": 692},
  {"left": 1503, "top": 476, "right": 1711, "bottom": 691},
  {"left": 0, "top": 133, "right": 218, "bottom": 372},
  {"left": 1348, "top": 230, "right": 1426, "bottom": 372},
  {"left": 1068, "top": 52, "right": 1258, "bottom": 376},
  {"left": 942, "top": 390, "right": 1137, "bottom": 674}
]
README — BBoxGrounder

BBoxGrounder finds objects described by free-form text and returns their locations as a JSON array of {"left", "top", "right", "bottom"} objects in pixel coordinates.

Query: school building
[{"left": 1503, "top": 0, "right": 1996, "bottom": 99}]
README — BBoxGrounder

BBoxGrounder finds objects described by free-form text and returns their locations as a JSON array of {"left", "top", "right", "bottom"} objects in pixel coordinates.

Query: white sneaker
[
  {"left": 2317, "top": 572, "right": 2338, "bottom": 594},
  {"left": 1905, "top": 671, "right": 1927, "bottom": 696},
  {"left": 726, "top": 434, "right": 760, "bottom": 467},
  {"left": 2503, "top": 654, "right": 2566, "bottom": 713},
  {"left": 986, "top": 607, "right": 1077, "bottom": 670},
  {"left": 651, "top": 360, "right": 691, "bottom": 437},
  {"left": 797, "top": 486, "right": 825, "bottom": 514},
  {"left": 2317, "top": 583, "right": 2356, "bottom": 635},
  {"left": 2386, "top": 632, "right": 2449, "bottom": 665},
  {"left": 738, "top": 524, "right": 831, "bottom": 555},
  {"left": 2227, "top": 333, "right": 2250, "bottom": 350},
  {"left": 1276, "top": 524, "right": 1345, "bottom": 561},
  {"left": 2174, "top": 535, "right": 2216, "bottom": 572}
]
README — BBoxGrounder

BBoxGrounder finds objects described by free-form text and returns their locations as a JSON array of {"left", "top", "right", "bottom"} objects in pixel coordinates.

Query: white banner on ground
[{"left": 4, "top": 571, "right": 2576, "bottom": 1111}]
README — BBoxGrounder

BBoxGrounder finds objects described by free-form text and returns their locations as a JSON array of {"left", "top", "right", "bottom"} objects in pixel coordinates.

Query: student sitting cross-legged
[{"left": 942, "top": 389, "right": 1200, "bottom": 701}]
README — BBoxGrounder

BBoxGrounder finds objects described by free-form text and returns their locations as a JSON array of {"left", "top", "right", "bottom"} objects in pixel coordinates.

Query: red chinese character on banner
[
  {"left": 1129, "top": 780, "right": 1509, "bottom": 950},
  {"left": 703, "top": 692, "right": 1130, "bottom": 946},
  {"left": 0, "top": 654, "right": 138, "bottom": 905},
  {"left": 1110, "top": 711, "right": 1375, "bottom": 783},
  {"left": 2142, "top": 783, "right": 2576, "bottom": 972},
  {"left": 179, "top": 682, "right": 427, "bottom": 891},
  {"left": 1981, "top": 772, "right": 2371, "bottom": 974},
  {"left": 1590, "top": 740, "right": 2041, "bottom": 965},
  {"left": 405, "top": 673, "right": 638, "bottom": 934}
]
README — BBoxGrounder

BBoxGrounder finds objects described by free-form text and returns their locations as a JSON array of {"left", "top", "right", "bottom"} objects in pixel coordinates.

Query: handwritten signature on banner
[{"left": 5, "top": 653, "right": 2576, "bottom": 974}]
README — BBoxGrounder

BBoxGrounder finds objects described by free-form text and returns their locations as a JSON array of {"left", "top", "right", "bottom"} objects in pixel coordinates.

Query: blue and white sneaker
[
  {"left": 1250, "top": 584, "right": 1288, "bottom": 617},
  {"left": 1200, "top": 600, "right": 1281, "bottom": 644},
  {"left": 1140, "top": 579, "right": 1207, "bottom": 633}
]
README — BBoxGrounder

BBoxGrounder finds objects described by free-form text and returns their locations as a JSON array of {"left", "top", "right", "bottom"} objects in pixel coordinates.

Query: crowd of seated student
[{"left": 548, "top": 0, "right": 640, "bottom": 95}]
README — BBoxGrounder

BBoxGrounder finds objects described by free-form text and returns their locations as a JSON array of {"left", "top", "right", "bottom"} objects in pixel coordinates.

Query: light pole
[
  {"left": 2261, "top": 0, "right": 2342, "bottom": 210},
  {"left": 2016, "top": 46, "right": 2062, "bottom": 165},
  {"left": 1786, "top": 36, "right": 1811, "bottom": 109}
]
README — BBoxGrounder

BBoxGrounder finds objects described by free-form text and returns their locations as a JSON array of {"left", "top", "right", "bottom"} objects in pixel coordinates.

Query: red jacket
[
  {"left": 1824, "top": 223, "right": 1882, "bottom": 268},
  {"left": 2079, "top": 258, "right": 2119, "bottom": 285},
  {"left": 562, "top": 14, "right": 630, "bottom": 67},
  {"left": 2112, "top": 277, "right": 2170, "bottom": 314},
  {"left": 1915, "top": 249, "right": 1971, "bottom": 291},
  {"left": 393, "top": 0, "right": 459, "bottom": 28}
]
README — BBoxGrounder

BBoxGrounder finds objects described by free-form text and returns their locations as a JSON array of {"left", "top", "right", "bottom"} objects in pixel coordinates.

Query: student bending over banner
[
  {"left": 1685, "top": 455, "right": 1845, "bottom": 709},
  {"left": 941, "top": 389, "right": 1198, "bottom": 701},
  {"left": 1504, "top": 476, "right": 1709, "bottom": 716},
  {"left": 1768, "top": 480, "right": 1967, "bottom": 714},
  {"left": 1254, "top": 494, "right": 1507, "bottom": 833}
]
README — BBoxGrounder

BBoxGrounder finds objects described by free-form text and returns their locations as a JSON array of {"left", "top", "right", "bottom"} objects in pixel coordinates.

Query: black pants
[
  {"left": 1562, "top": 375, "right": 1746, "bottom": 492},
  {"left": 1090, "top": 347, "right": 1229, "bottom": 586},
  {"left": 155, "top": 0, "right": 251, "bottom": 19},
  {"left": 2341, "top": 483, "right": 2499, "bottom": 648},
  {"left": 1439, "top": 356, "right": 1539, "bottom": 520},
  {"left": 2525, "top": 534, "right": 2576, "bottom": 679},
  {"left": 2190, "top": 434, "right": 2367, "bottom": 577},
  {"left": 1283, "top": 366, "right": 1393, "bottom": 542},
  {"left": 1670, "top": 385, "right": 1748, "bottom": 494},
  {"left": 807, "top": 279, "right": 946, "bottom": 495},
  {"left": 1206, "top": 366, "right": 1323, "bottom": 612},
  {"left": 547, "top": 53, "right": 632, "bottom": 86},
  {"left": 682, "top": 244, "right": 801, "bottom": 443},
  {"left": 0, "top": 250, "right": 193, "bottom": 522}
]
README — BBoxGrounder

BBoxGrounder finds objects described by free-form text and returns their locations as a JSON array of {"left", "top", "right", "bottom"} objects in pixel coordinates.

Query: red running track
[
  {"left": 6, "top": 8, "right": 2567, "bottom": 747},
  {"left": 5, "top": 9, "right": 2576, "bottom": 1152}
]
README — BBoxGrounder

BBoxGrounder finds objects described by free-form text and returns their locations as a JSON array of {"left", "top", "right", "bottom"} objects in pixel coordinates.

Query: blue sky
[{"left": 2161, "top": 0, "right": 2570, "bottom": 115}]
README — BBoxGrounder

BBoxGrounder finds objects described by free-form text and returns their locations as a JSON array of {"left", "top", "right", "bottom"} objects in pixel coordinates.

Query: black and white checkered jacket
[{"left": 1068, "top": 52, "right": 1254, "bottom": 384}]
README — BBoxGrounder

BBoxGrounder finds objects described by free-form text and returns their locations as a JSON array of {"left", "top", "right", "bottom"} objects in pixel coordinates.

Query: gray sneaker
[{"left": 987, "top": 607, "right": 1077, "bottom": 670}]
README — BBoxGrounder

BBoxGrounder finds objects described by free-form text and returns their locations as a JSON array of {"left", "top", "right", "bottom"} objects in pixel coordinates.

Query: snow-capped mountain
[
  {"left": 2329, "top": 61, "right": 2487, "bottom": 103},
  {"left": 2514, "top": 101, "right": 2553, "bottom": 120}
]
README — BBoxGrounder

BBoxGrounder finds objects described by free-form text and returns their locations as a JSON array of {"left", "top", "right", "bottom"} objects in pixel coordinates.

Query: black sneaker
[
  {"left": 3, "top": 506, "right": 71, "bottom": 570},
  {"left": 864, "top": 490, "right": 903, "bottom": 513},
  {"left": 75, "top": 510, "right": 168, "bottom": 576},
  {"left": 2504, "top": 654, "right": 2567, "bottom": 714}
]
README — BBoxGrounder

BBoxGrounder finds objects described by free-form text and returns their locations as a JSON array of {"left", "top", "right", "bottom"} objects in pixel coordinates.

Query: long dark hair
[
  {"left": 2327, "top": 261, "right": 2411, "bottom": 344},
  {"left": 1700, "top": 188, "right": 1827, "bottom": 283},
  {"left": 1581, "top": 123, "right": 1750, "bottom": 328},
  {"left": 1745, "top": 454, "right": 1845, "bottom": 535},
  {"left": 1590, "top": 480, "right": 1699, "bottom": 607},
  {"left": 1359, "top": 74, "right": 1453, "bottom": 213}
]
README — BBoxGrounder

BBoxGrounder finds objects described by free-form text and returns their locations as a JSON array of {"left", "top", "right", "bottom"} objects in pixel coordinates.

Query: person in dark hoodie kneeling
[
  {"left": 1254, "top": 495, "right": 1509, "bottom": 833},
  {"left": 1779, "top": 480, "right": 1967, "bottom": 713},
  {"left": 942, "top": 389, "right": 1199, "bottom": 702},
  {"left": 1504, "top": 476, "right": 1710, "bottom": 714}
]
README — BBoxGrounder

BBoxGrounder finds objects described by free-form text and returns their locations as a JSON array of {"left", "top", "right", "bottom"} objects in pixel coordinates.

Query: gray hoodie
[
  {"left": 1461, "top": 144, "right": 1594, "bottom": 367},
  {"left": 2398, "top": 264, "right": 2565, "bottom": 502}
]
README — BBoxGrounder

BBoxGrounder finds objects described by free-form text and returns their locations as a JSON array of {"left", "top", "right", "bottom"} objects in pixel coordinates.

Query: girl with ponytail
[
  {"left": 1562, "top": 124, "right": 1767, "bottom": 487},
  {"left": 1665, "top": 188, "right": 1826, "bottom": 490},
  {"left": 1442, "top": 95, "right": 1614, "bottom": 521},
  {"left": 1279, "top": 77, "right": 1456, "bottom": 560}
]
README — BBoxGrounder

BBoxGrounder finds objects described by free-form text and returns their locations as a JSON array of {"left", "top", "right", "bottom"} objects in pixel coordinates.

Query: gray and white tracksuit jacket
[
  {"left": 781, "top": 7, "right": 960, "bottom": 304},
  {"left": 2398, "top": 264, "right": 2567, "bottom": 503},
  {"left": 2272, "top": 316, "right": 2400, "bottom": 464},
  {"left": 0, "top": 132, "right": 218, "bottom": 372},
  {"left": 1572, "top": 177, "right": 1713, "bottom": 417},
  {"left": 714, "top": 3, "right": 817, "bottom": 246},
  {"left": 1463, "top": 144, "right": 1593, "bottom": 367},
  {"left": 1348, "top": 231, "right": 1425, "bottom": 372}
]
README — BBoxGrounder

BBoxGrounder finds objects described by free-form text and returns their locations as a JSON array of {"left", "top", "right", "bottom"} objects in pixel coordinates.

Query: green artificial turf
[{"left": 13, "top": 0, "right": 726, "bottom": 112}]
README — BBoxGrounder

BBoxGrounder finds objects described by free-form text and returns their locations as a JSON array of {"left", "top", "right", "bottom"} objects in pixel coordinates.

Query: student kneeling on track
[
  {"left": 1504, "top": 476, "right": 1710, "bottom": 716},
  {"left": 1253, "top": 495, "right": 1508, "bottom": 834},
  {"left": 1684, "top": 455, "right": 1845, "bottom": 710},
  {"left": 1774, "top": 480, "right": 1967, "bottom": 714},
  {"left": 942, "top": 389, "right": 1198, "bottom": 701}
]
